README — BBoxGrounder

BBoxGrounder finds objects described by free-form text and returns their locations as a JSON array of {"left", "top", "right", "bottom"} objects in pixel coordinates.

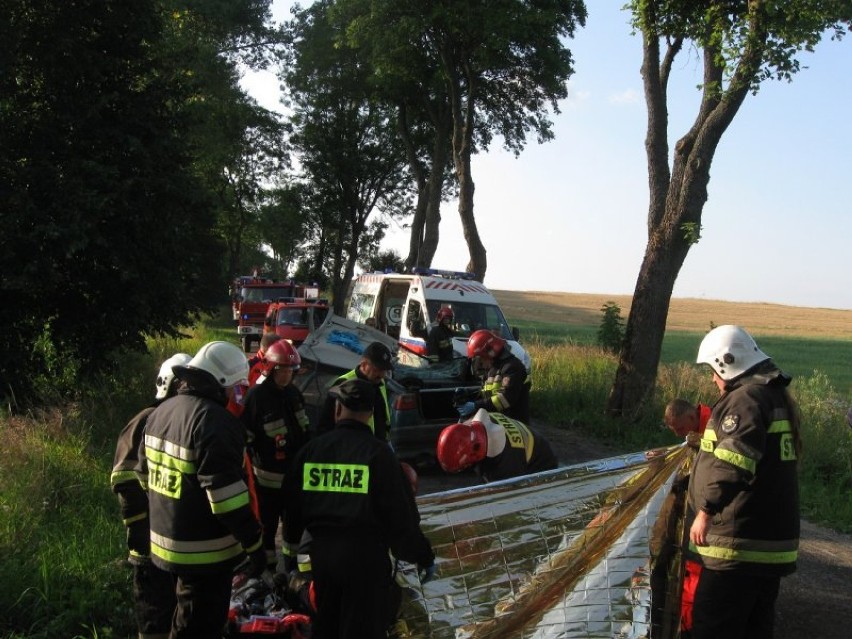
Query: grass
[{"left": 0, "top": 299, "right": 850, "bottom": 637}]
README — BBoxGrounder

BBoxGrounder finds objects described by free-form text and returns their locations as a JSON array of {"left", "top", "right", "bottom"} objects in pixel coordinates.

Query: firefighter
[
  {"left": 426, "top": 306, "right": 456, "bottom": 362},
  {"left": 247, "top": 332, "right": 283, "bottom": 386},
  {"left": 283, "top": 379, "right": 435, "bottom": 639},
  {"left": 240, "top": 339, "right": 311, "bottom": 570},
  {"left": 457, "top": 329, "right": 531, "bottom": 423},
  {"left": 687, "top": 325, "right": 801, "bottom": 639},
  {"left": 660, "top": 398, "right": 711, "bottom": 637},
  {"left": 316, "top": 341, "right": 394, "bottom": 442},
  {"left": 436, "top": 409, "right": 558, "bottom": 483},
  {"left": 111, "top": 352, "right": 189, "bottom": 639},
  {"left": 664, "top": 398, "right": 711, "bottom": 439},
  {"left": 137, "top": 341, "right": 266, "bottom": 638}
]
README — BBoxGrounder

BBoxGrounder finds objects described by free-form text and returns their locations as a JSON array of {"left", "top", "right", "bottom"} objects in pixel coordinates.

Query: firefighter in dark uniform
[
  {"left": 436, "top": 408, "right": 558, "bottom": 482},
  {"left": 426, "top": 306, "right": 456, "bottom": 362},
  {"left": 316, "top": 341, "right": 394, "bottom": 442},
  {"left": 284, "top": 379, "right": 435, "bottom": 639},
  {"left": 457, "top": 329, "right": 531, "bottom": 423},
  {"left": 136, "top": 341, "right": 266, "bottom": 638},
  {"left": 111, "top": 352, "right": 189, "bottom": 639},
  {"left": 240, "top": 339, "right": 311, "bottom": 570},
  {"left": 687, "top": 325, "right": 801, "bottom": 639}
]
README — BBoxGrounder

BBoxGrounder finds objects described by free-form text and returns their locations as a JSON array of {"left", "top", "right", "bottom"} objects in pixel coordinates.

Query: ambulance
[{"left": 345, "top": 268, "right": 530, "bottom": 371}]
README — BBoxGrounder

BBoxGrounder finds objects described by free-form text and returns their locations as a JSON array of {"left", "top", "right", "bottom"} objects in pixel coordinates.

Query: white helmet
[
  {"left": 155, "top": 353, "right": 192, "bottom": 399},
  {"left": 186, "top": 341, "right": 249, "bottom": 388},
  {"left": 696, "top": 325, "right": 770, "bottom": 381}
]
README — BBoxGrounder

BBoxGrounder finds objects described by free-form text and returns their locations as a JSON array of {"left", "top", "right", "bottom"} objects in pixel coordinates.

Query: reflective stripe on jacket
[
  {"left": 687, "top": 364, "right": 799, "bottom": 575},
  {"left": 137, "top": 391, "right": 262, "bottom": 574}
]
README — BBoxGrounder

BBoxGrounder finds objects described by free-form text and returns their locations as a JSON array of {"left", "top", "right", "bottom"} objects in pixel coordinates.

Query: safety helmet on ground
[
  {"left": 436, "top": 307, "right": 454, "bottom": 323},
  {"left": 264, "top": 339, "right": 301, "bottom": 374},
  {"left": 185, "top": 341, "right": 249, "bottom": 388},
  {"left": 436, "top": 421, "right": 487, "bottom": 473},
  {"left": 155, "top": 353, "right": 191, "bottom": 399},
  {"left": 696, "top": 325, "right": 770, "bottom": 381},
  {"left": 467, "top": 329, "right": 505, "bottom": 360}
]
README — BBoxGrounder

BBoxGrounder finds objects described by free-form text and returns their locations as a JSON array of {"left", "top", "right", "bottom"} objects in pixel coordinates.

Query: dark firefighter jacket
[
  {"left": 472, "top": 352, "right": 531, "bottom": 423},
  {"left": 111, "top": 404, "right": 158, "bottom": 563},
  {"left": 283, "top": 419, "right": 434, "bottom": 568},
  {"left": 137, "top": 383, "right": 262, "bottom": 574},
  {"left": 687, "top": 362, "right": 799, "bottom": 576},
  {"left": 317, "top": 368, "right": 391, "bottom": 441},
  {"left": 241, "top": 380, "right": 311, "bottom": 490},
  {"left": 478, "top": 413, "right": 558, "bottom": 483},
  {"left": 426, "top": 324, "right": 455, "bottom": 362}
]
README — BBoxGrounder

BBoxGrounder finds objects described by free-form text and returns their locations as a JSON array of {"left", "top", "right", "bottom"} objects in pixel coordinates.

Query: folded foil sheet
[{"left": 395, "top": 445, "right": 692, "bottom": 639}]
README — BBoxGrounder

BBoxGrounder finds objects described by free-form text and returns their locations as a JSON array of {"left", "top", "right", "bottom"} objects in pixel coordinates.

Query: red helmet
[
  {"left": 466, "top": 329, "right": 505, "bottom": 360},
  {"left": 436, "top": 307, "right": 454, "bottom": 323},
  {"left": 436, "top": 421, "right": 487, "bottom": 473},
  {"left": 264, "top": 339, "right": 301, "bottom": 373}
]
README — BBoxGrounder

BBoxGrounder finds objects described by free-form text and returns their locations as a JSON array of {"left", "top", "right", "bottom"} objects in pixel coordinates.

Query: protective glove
[
  {"left": 126, "top": 523, "right": 150, "bottom": 556},
  {"left": 457, "top": 401, "right": 476, "bottom": 417},
  {"left": 246, "top": 546, "right": 268, "bottom": 578},
  {"left": 418, "top": 562, "right": 437, "bottom": 584},
  {"left": 685, "top": 431, "right": 701, "bottom": 449}
]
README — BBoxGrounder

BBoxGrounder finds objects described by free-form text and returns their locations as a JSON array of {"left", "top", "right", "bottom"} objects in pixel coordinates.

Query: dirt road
[{"left": 417, "top": 420, "right": 852, "bottom": 638}]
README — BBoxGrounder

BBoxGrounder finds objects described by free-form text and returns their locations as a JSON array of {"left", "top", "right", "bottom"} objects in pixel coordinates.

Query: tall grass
[
  {"left": 529, "top": 340, "right": 852, "bottom": 533},
  {"left": 0, "top": 325, "right": 210, "bottom": 638}
]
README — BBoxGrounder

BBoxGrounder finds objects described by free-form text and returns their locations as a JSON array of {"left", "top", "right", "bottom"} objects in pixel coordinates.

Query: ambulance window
[
  {"left": 406, "top": 300, "right": 427, "bottom": 339},
  {"left": 348, "top": 293, "right": 375, "bottom": 323}
]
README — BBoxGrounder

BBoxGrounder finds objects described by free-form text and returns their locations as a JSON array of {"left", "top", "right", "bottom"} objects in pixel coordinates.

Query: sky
[{"left": 241, "top": 1, "right": 852, "bottom": 311}]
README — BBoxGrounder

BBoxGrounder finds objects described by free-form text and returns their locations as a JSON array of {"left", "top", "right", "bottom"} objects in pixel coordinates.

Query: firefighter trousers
[
  {"left": 310, "top": 536, "right": 395, "bottom": 639},
  {"left": 170, "top": 570, "right": 232, "bottom": 638},
  {"left": 132, "top": 559, "right": 176, "bottom": 637},
  {"left": 692, "top": 568, "right": 781, "bottom": 639}
]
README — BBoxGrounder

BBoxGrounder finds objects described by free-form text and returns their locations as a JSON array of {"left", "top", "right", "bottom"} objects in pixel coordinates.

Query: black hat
[
  {"left": 331, "top": 379, "right": 376, "bottom": 412},
  {"left": 363, "top": 341, "right": 394, "bottom": 371}
]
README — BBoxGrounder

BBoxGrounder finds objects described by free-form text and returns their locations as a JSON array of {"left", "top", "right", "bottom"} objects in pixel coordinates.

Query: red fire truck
[
  {"left": 263, "top": 297, "right": 330, "bottom": 347},
  {"left": 233, "top": 277, "right": 320, "bottom": 352}
]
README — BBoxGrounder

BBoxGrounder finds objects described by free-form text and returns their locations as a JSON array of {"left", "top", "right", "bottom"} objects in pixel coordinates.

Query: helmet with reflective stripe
[
  {"left": 466, "top": 329, "right": 505, "bottom": 359},
  {"left": 186, "top": 341, "right": 249, "bottom": 388},
  {"left": 436, "top": 421, "right": 487, "bottom": 473},
  {"left": 696, "top": 325, "right": 769, "bottom": 381},
  {"left": 155, "top": 353, "right": 191, "bottom": 399},
  {"left": 436, "top": 306, "right": 454, "bottom": 323},
  {"left": 264, "top": 339, "right": 301, "bottom": 374}
]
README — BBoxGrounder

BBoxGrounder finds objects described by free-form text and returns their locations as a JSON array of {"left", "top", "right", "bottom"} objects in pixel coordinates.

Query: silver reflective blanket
[{"left": 395, "top": 445, "right": 691, "bottom": 639}]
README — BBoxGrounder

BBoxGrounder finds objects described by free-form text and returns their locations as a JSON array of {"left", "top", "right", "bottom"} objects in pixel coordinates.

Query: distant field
[
  {"left": 494, "top": 290, "right": 852, "bottom": 395},
  {"left": 494, "top": 290, "right": 852, "bottom": 337}
]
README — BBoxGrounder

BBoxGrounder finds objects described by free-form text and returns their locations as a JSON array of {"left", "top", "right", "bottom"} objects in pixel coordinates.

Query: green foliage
[
  {"left": 0, "top": 1, "right": 280, "bottom": 405},
  {"left": 597, "top": 301, "right": 625, "bottom": 353},
  {"left": 282, "top": 1, "right": 413, "bottom": 310},
  {"left": 0, "top": 413, "right": 133, "bottom": 637}
]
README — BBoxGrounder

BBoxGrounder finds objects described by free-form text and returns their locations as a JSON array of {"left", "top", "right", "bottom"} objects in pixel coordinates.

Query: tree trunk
[
  {"left": 606, "top": 16, "right": 758, "bottom": 418},
  {"left": 455, "top": 149, "right": 486, "bottom": 279},
  {"left": 419, "top": 117, "right": 451, "bottom": 268}
]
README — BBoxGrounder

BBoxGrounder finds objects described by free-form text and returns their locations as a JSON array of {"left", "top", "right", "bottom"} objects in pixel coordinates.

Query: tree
[
  {"left": 413, "top": 0, "right": 587, "bottom": 280},
  {"left": 0, "top": 0, "right": 275, "bottom": 401},
  {"left": 606, "top": 1, "right": 850, "bottom": 418},
  {"left": 337, "top": 0, "right": 456, "bottom": 271},
  {"left": 282, "top": 1, "right": 413, "bottom": 313}
]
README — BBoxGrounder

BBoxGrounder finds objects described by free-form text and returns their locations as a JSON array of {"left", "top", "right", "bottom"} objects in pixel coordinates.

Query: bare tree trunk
[
  {"left": 606, "top": 11, "right": 760, "bottom": 417},
  {"left": 456, "top": 151, "right": 486, "bottom": 279},
  {"left": 446, "top": 59, "right": 487, "bottom": 280},
  {"left": 419, "top": 118, "right": 451, "bottom": 268}
]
